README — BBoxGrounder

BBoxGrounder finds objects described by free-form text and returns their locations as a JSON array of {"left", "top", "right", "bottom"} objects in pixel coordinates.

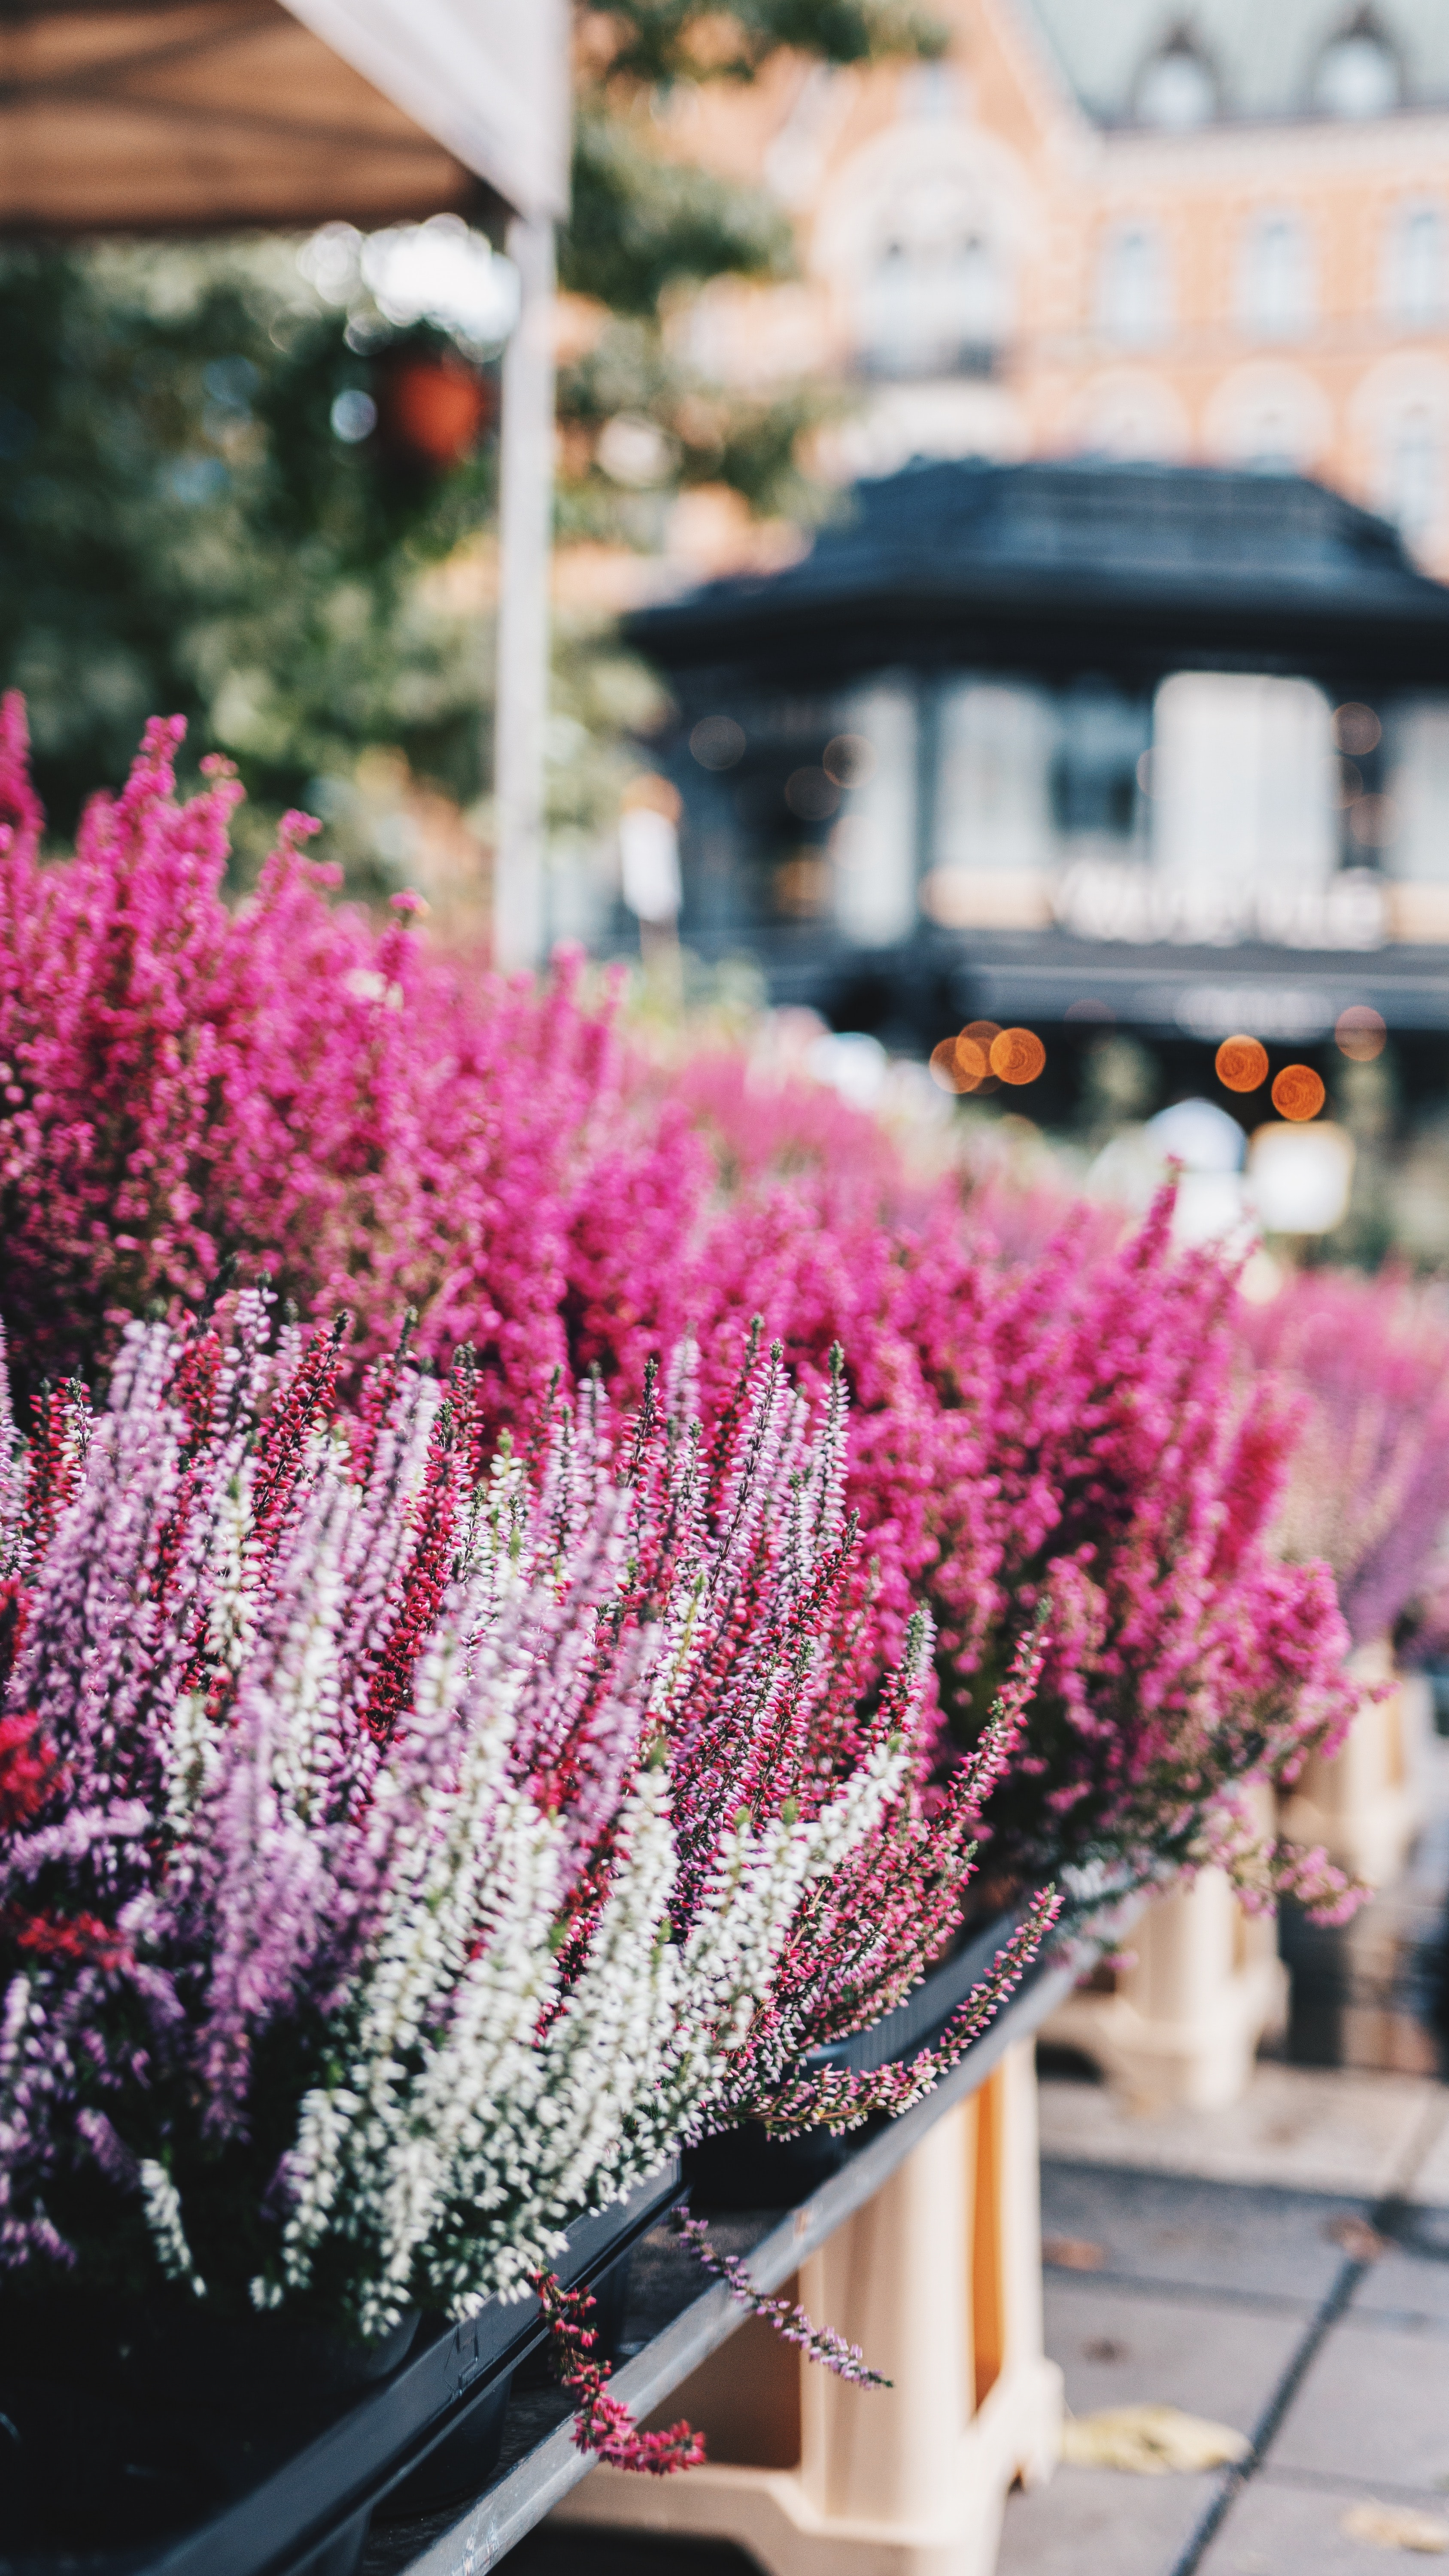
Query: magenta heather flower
[
  {"left": 1239, "top": 1266, "right": 1449, "bottom": 1650},
  {"left": 0, "top": 706, "right": 1356, "bottom": 1916}
]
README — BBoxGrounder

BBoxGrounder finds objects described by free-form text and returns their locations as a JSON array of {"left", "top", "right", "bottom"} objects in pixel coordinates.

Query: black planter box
[
  {"left": 0, "top": 2163, "right": 679, "bottom": 2576},
  {"left": 683, "top": 1902, "right": 1034, "bottom": 2208}
]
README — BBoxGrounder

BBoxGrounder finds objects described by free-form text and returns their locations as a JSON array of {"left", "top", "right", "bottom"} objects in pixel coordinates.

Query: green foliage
[
  {"left": 0, "top": 242, "right": 495, "bottom": 875},
  {"left": 558, "top": 316, "right": 837, "bottom": 537},
  {"left": 565, "top": 108, "right": 794, "bottom": 316},
  {"left": 0, "top": 0, "right": 942, "bottom": 881},
  {"left": 577, "top": 0, "right": 945, "bottom": 86}
]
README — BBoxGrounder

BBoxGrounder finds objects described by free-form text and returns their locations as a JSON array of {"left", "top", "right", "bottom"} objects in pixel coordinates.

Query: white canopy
[{"left": 282, "top": 0, "right": 568, "bottom": 222}]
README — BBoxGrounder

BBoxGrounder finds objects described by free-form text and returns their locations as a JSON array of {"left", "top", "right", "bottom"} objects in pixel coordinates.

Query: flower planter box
[
  {"left": 552, "top": 1975, "right": 1073, "bottom": 2576},
  {"left": 355, "top": 1937, "right": 1072, "bottom": 2576},
  {"left": 683, "top": 1901, "right": 1033, "bottom": 2209},
  {"left": 0, "top": 2165, "right": 679, "bottom": 2576}
]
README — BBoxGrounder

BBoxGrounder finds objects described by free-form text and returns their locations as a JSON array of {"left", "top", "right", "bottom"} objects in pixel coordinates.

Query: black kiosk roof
[{"left": 627, "top": 457, "right": 1449, "bottom": 695}]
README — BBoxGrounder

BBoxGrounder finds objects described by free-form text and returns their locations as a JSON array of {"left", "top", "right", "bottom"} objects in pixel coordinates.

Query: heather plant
[
  {"left": 1238, "top": 1266, "right": 1449, "bottom": 1650},
  {"left": 0, "top": 707, "right": 1356, "bottom": 1925},
  {"left": 668, "top": 1187, "right": 1358, "bottom": 1918},
  {"left": 0, "top": 692, "right": 705, "bottom": 1410},
  {"left": 0, "top": 1295, "right": 1052, "bottom": 2347},
  {"left": 947, "top": 1204, "right": 1359, "bottom": 1911}
]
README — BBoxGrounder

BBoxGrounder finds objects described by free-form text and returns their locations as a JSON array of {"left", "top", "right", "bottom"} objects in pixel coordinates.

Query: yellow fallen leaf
[
  {"left": 1342, "top": 2502, "right": 1449, "bottom": 2554},
  {"left": 1060, "top": 2403, "right": 1250, "bottom": 2476}
]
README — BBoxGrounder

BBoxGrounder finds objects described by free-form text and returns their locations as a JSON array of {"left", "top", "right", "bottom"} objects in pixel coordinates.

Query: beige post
[
  {"left": 1040, "top": 1864, "right": 1286, "bottom": 2112},
  {"left": 1039, "top": 1777, "right": 1288, "bottom": 2112},
  {"left": 550, "top": 2038, "right": 1061, "bottom": 2576},
  {"left": 1278, "top": 1638, "right": 1428, "bottom": 1890}
]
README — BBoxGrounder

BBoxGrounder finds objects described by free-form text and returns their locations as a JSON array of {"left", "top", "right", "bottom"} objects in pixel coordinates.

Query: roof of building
[
  {"left": 626, "top": 457, "right": 1449, "bottom": 690},
  {"left": 1020, "top": 0, "right": 1449, "bottom": 126}
]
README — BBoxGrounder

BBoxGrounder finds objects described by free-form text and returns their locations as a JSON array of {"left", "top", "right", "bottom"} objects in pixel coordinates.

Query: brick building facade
[{"left": 673, "top": 3, "right": 1449, "bottom": 574}]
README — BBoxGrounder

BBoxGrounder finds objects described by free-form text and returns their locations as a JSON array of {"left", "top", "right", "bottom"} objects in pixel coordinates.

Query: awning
[{"left": 0, "top": 0, "right": 569, "bottom": 236}]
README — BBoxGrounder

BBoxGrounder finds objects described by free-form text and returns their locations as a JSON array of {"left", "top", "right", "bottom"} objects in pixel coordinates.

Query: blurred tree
[{"left": 0, "top": 3, "right": 938, "bottom": 886}]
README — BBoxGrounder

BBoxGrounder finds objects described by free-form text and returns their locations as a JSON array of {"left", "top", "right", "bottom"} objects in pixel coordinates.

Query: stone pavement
[{"left": 999, "top": 2064, "right": 1449, "bottom": 2575}]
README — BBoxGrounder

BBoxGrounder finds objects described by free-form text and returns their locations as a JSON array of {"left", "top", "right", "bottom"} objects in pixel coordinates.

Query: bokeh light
[
  {"left": 961, "top": 1021, "right": 1002, "bottom": 1093},
  {"left": 1271, "top": 1065, "right": 1327, "bottom": 1121},
  {"left": 1348, "top": 793, "right": 1397, "bottom": 849},
  {"left": 822, "top": 733, "right": 876, "bottom": 788},
  {"left": 928, "top": 1024, "right": 1004, "bottom": 1095},
  {"left": 1215, "top": 1034, "right": 1270, "bottom": 1093},
  {"left": 990, "top": 1027, "right": 1047, "bottom": 1084},
  {"left": 689, "top": 715, "right": 745, "bottom": 770},
  {"left": 1333, "top": 702, "right": 1382, "bottom": 757},
  {"left": 1335, "top": 1004, "right": 1387, "bottom": 1062}
]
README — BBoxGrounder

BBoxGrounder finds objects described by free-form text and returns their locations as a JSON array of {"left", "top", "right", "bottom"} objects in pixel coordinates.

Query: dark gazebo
[{"left": 627, "top": 457, "right": 1449, "bottom": 1082}]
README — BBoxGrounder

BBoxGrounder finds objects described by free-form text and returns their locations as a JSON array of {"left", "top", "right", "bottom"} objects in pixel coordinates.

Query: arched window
[
  {"left": 1385, "top": 404, "right": 1441, "bottom": 544},
  {"left": 1314, "top": 11, "right": 1401, "bottom": 119},
  {"left": 1238, "top": 210, "right": 1315, "bottom": 340},
  {"left": 1135, "top": 28, "right": 1217, "bottom": 131},
  {"left": 857, "top": 187, "right": 1012, "bottom": 380},
  {"left": 1385, "top": 200, "right": 1447, "bottom": 327},
  {"left": 1097, "top": 223, "right": 1169, "bottom": 344}
]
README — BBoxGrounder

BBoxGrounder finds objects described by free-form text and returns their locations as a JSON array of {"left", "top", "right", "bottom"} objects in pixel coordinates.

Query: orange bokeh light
[
  {"left": 990, "top": 1027, "right": 1047, "bottom": 1085},
  {"left": 1215, "top": 1035, "right": 1269, "bottom": 1094},
  {"left": 1335, "top": 1005, "right": 1387, "bottom": 1063},
  {"left": 1271, "top": 1065, "right": 1327, "bottom": 1122},
  {"left": 930, "top": 1023, "right": 1005, "bottom": 1095}
]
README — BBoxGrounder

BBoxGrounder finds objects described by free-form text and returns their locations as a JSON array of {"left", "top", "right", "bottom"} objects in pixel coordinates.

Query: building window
[
  {"left": 1203, "top": 362, "right": 1331, "bottom": 476},
  {"left": 1135, "top": 28, "right": 1218, "bottom": 131},
  {"left": 1384, "top": 403, "right": 1441, "bottom": 544},
  {"left": 1238, "top": 210, "right": 1315, "bottom": 340},
  {"left": 1097, "top": 223, "right": 1170, "bottom": 344},
  {"left": 1385, "top": 200, "right": 1447, "bottom": 328},
  {"left": 1313, "top": 11, "right": 1401, "bottom": 119},
  {"left": 858, "top": 200, "right": 1012, "bottom": 380}
]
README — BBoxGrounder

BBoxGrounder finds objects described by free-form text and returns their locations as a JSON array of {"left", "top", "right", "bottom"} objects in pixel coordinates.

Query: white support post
[{"left": 492, "top": 210, "right": 555, "bottom": 972}]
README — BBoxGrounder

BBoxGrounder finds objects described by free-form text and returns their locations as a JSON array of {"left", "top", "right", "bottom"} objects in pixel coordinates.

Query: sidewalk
[{"left": 998, "top": 2065, "right": 1449, "bottom": 2575}]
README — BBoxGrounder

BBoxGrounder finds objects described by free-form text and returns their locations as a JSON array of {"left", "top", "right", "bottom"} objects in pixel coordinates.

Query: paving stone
[
  {"left": 1042, "top": 2163, "right": 1358, "bottom": 2307},
  {"left": 1036, "top": 2062, "right": 1442, "bottom": 2196},
  {"left": 1198, "top": 2472, "right": 1449, "bottom": 2576},
  {"left": 1350, "top": 2208, "right": 1449, "bottom": 2330},
  {"left": 997, "top": 2463, "right": 1224, "bottom": 2576},
  {"left": 1046, "top": 2278, "right": 1303, "bottom": 2434},
  {"left": 1402, "top": 2091, "right": 1449, "bottom": 2206},
  {"left": 1268, "top": 2312, "right": 1449, "bottom": 2494}
]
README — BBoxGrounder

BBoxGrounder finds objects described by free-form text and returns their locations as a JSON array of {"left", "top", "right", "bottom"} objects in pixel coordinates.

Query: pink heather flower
[
  {"left": 0, "top": 706, "right": 1358, "bottom": 1918},
  {"left": 1239, "top": 1267, "right": 1449, "bottom": 1649}
]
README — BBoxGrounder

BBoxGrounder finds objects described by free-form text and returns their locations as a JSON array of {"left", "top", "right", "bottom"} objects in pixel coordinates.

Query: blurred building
[
  {"left": 675, "top": 2, "right": 1449, "bottom": 574},
  {"left": 628, "top": 455, "right": 1449, "bottom": 1121}
]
